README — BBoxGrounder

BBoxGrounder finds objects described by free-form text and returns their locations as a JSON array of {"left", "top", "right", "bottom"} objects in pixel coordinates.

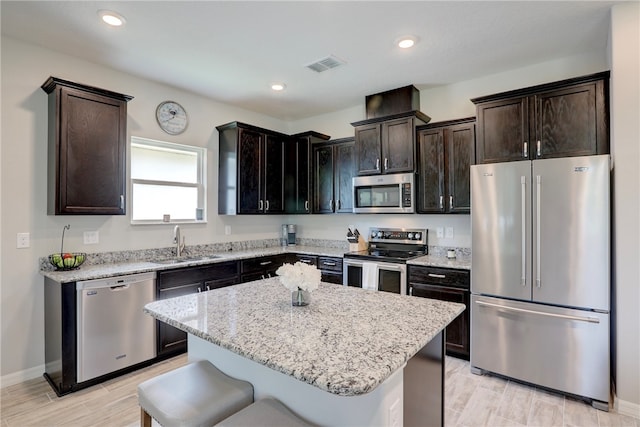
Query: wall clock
[{"left": 156, "top": 101, "right": 188, "bottom": 135}]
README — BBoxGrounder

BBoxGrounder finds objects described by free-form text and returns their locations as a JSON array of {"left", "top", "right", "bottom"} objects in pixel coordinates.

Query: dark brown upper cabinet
[
  {"left": 285, "top": 131, "right": 330, "bottom": 214},
  {"left": 352, "top": 111, "right": 430, "bottom": 175},
  {"left": 217, "top": 122, "right": 286, "bottom": 215},
  {"left": 472, "top": 72, "right": 609, "bottom": 164},
  {"left": 313, "top": 138, "right": 355, "bottom": 214},
  {"left": 41, "top": 77, "right": 132, "bottom": 215},
  {"left": 417, "top": 118, "right": 475, "bottom": 214}
]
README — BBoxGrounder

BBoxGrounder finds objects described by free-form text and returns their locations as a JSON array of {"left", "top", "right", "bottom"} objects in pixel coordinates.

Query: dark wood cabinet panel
[
  {"left": 382, "top": 117, "right": 414, "bottom": 173},
  {"left": 352, "top": 111, "right": 429, "bottom": 176},
  {"left": 354, "top": 123, "right": 381, "bottom": 175},
  {"left": 42, "top": 77, "right": 132, "bottom": 215},
  {"left": 475, "top": 97, "right": 528, "bottom": 163},
  {"left": 417, "top": 118, "right": 475, "bottom": 214},
  {"left": 156, "top": 262, "right": 239, "bottom": 357},
  {"left": 408, "top": 266, "right": 470, "bottom": 359},
  {"left": 313, "top": 138, "right": 355, "bottom": 213},
  {"left": 334, "top": 141, "right": 355, "bottom": 213},
  {"left": 217, "top": 122, "right": 287, "bottom": 215},
  {"left": 473, "top": 72, "right": 609, "bottom": 164},
  {"left": 240, "top": 254, "right": 289, "bottom": 283},
  {"left": 285, "top": 132, "right": 330, "bottom": 214}
]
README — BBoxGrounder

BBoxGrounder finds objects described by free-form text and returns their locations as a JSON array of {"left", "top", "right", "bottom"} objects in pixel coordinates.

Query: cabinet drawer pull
[
  {"left": 265, "top": 200, "right": 269, "bottom": 211},
  {"left": 439, "top": 195, "right": 444, "bottom": 209},
  {"left": 384, "top": 158, "right": 389, "bottom": 170},
  {"left": 322, "top": 261, "right": 337, "bottom": 267},
  {"left": 428, "top": 273, "right": 446, "bottom": 279},
  {"left": 300, "top": 259, "right": 313, "bottom": 264},
  {"left": 536, "top": 140, "right": 541, "bottom": 157},
  {"left": 376, "top": 158, "right": 380, "bottom": 170},
  {"left": 258, "top": 200, "right": 264, "bottom": 211},
  {"left": 259, "top": 261, "right": 272, "bottom": 266},
  {"left": 449, "top": 195, "right": 454, "bottom": 209},
  {"left": 120, "top": 195, "right": 124, "bottom": 209},
  {"left": 523, "top": 141, "right": 528, "bottom": 158},
  {"left": 330, "top": 200, "right": 334, "bottom": 211},
  {"left": 305, "top": 200, "right": 309, "bottom": 211},
  {"left": 337, "top": 200, "right": 341, "bottom": 210}
]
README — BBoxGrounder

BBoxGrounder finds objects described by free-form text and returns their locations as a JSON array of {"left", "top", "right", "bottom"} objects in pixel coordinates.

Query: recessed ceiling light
[
  {"left": 98, "top": 10, "right": 126, "bottom": 27},
  {"left": 397, "top": 36, "right": 418, "bottom": 49},
  {"left": 271, "top": 83, "right": 286, "bottom": 91}
]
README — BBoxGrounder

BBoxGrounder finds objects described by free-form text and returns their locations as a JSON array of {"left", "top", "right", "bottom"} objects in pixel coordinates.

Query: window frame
[{"left": 130, "top": 136, "right": 207, "bottom": 225}]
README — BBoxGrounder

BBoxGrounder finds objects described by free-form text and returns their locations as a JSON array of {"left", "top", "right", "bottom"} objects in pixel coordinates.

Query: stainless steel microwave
[{"left": 352, "top": 173, "right": 415, "bottom": 213}]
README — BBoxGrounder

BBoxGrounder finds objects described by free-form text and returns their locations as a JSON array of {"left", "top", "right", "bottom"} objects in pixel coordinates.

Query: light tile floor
[{"left": 1, "top": 355, "right": 638, "bottom": 426}]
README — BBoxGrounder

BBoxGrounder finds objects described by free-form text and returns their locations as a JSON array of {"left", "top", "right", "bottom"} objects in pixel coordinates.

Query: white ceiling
[{"left": 1, "top": 1, "right": 618, "bottom": 121}]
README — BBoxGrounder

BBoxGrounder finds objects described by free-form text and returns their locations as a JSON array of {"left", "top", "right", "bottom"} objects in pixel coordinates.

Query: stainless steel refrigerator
[{"left": 470, "top": 154, "right": 610, "bottom": 410}]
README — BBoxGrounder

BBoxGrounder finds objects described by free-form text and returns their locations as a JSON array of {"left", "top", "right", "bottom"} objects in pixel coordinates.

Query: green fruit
[
  {"left": 76, "top": 254, "right": 85, "bottom": 263},
  {"left": 51, "top": 254, "right": 62, "bottom": 263},
  {"left": 56, "top": 260, "right": 64, "bottom": 268},
  {"left": 63, "top": 257, "right": 75, "bottom": 268}
]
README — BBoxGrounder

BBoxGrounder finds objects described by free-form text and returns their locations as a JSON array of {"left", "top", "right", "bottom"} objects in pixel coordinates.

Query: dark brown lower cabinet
[
  {"left": 295, "top": 254, "right": 343, "bottom": 284},
  {"left": 156, "top": 261, "right": 239, "bottom": 357},
  {"left": 240, "top": 254, "right": 291, "bottom": 283},
  {"left": 408, "top": 266, "right": 470, "bottom": 359}
]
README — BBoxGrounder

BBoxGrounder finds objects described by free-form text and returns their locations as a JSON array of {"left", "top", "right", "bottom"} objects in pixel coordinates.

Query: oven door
[{"left": 343, "top": 259, "right": 407, "bottom": 295}]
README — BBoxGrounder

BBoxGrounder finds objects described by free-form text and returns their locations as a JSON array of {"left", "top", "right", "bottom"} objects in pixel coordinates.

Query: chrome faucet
[{"left": 173, "top": 225, "right": 185, "bottom": 257}]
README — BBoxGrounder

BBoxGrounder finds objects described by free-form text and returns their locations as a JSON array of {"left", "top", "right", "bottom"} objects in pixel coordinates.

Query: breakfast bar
[{"left": 144, "top": 278, "right": 465, "bottom": 426}]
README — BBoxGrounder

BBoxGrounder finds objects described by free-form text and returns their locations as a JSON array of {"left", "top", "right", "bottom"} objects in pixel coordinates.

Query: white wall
[{"left": 609, "top": 2, "right": 640, "bottom": 416}]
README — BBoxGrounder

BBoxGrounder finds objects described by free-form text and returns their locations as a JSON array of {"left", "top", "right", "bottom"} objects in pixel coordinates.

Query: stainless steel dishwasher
[{"left": 76, "top": 272, "right": 156, "bottom": 382}]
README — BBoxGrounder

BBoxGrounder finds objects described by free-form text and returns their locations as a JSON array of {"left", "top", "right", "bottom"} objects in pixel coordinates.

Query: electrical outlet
[
  {"left": 389, "top": 398, "right": 401, "bottom": 427},
  {"left": 83, "top": 231, "right": 99, "bottom": 244},
  {"left": 17, "top": 232, "right": 30, "bottom": 249},
  {"left": 224, "top": 225, "right": 231, "bottom": 235},
  {"left": 436, "top": 227, "right": 444, "bottom": 238},
  {"left": 446, "top": 227, "right": 454, "bottom": 239}
]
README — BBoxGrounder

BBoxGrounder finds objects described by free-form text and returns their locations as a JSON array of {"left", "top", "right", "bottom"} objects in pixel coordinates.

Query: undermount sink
[{"left": 151, "top": 256, "right": 220, "bottom": 265}]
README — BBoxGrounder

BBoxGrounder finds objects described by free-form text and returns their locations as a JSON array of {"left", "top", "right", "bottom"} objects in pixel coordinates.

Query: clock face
[{"left": 156, "top": 101, "right": 188, "bottom": 135}]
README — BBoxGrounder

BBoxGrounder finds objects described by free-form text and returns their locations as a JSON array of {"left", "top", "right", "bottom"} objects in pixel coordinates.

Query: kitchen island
[{"left": 144, "top": 278, "right": 464, "bottom": 426}]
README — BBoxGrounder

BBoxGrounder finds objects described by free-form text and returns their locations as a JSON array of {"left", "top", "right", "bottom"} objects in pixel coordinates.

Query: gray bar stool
[
  {"left": 137, "top": 360, "right": 253, "bottom": 427},
  {"left": 215, "top": 398, "right": 315, "bottom": 427}
]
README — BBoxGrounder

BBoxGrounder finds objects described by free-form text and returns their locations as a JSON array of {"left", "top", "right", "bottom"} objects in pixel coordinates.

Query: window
[{"left": 131, "top": 137, "right": 206, "bottom": 224}]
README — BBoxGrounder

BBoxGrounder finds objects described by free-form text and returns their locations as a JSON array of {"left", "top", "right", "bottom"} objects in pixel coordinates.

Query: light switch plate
[
  {"left": 224, "top": 225, "right": 231, "bottom": 235},
  {"left": 17, "top": 232, "right": 30, "bottom": 248},
  {"left": 445, "top": 227, "right": 454, "bottom": 239},
  {"left": 436, "top": 227, "right": 444, "bottom": 238},
  {"left": 83, "top": 231, "right": 99, "bottom": 245}
]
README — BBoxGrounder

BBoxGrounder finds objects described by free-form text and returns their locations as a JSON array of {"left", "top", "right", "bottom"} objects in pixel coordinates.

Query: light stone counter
[
  {"left": 40, "top": 245, "right": 349, "bottom": 283},
  {"left": 407, "top": 254, "right": 471, "bottom": 270},
  {"left": 143, "top": 278, "right": 465, "bottom": 397}
]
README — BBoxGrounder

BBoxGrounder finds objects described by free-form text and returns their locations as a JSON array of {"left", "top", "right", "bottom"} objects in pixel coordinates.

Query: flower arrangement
[{"left": 276, "top": 262, "right": 321, "bottom": 292}]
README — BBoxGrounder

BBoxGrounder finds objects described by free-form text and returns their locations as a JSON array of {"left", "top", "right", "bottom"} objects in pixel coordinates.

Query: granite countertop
[
  {"left": 144, "top": 278, "right": 465, "bottom": 396},
  {"left": 40, "top": 245, "right": 348, "bottom": 283},
  {"left": 407, "top": 254, "right": 471, "bottom": 270}
]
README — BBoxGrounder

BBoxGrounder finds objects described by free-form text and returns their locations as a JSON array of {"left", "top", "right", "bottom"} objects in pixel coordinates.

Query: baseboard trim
[
  {"left": 615, "top": 395, "right": 640, "bottom": 419},
  {"left": 1, "top": 364, "right": 45, "bottom": 388}
]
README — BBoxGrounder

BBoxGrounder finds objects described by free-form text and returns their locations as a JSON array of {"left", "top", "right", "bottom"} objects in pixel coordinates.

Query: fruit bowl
[{"left": 49, "top": 253, "right": 86, "bottom": 270}]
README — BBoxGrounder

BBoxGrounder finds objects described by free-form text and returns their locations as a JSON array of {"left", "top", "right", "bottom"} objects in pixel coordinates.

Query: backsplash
[{"left": 39, "top": 237, "right": 469, "bottom": 270}]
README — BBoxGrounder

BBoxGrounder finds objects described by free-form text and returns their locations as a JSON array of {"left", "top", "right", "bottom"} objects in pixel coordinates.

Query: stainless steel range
[{"left": 343, "top": 227, "right": 427, "bottom": 294}]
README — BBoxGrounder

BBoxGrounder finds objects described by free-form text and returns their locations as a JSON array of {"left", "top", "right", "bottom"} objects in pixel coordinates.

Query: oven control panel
[{"left": 369, "top": 228, "right": 427, "bottom": 244}]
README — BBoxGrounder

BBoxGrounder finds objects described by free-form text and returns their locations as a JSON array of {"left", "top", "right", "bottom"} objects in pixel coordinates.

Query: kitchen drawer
[
  {"left": 240, "top": 254, "right": 288, "bottom": 273},
  {"left": 295, "top": 254, "right": 318, "bottom": 266},
  {"left": 318, "top": 256, "right": 342, "bottom": 273},
  {"left": 158, "top": 261, "right": 238, "bottom": 289},
  {"left": 408, "top": 266, "right": 469, "bottom": 289}
]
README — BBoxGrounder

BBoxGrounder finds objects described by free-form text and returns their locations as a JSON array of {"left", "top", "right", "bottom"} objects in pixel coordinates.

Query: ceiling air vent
[{"left": 306, "top": 55, "right": 345, "bottom": 73}]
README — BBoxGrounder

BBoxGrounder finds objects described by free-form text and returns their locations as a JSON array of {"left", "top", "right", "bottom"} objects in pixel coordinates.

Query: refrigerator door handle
[
  {"left": 536, "top": 175, "right": 541, "bottom": 288},
  {"left": 475, "top": 300, "right": 600, "bottom": 324},
  {"left": 521, "top": 176, "right": 526, "bottom": 286}
]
